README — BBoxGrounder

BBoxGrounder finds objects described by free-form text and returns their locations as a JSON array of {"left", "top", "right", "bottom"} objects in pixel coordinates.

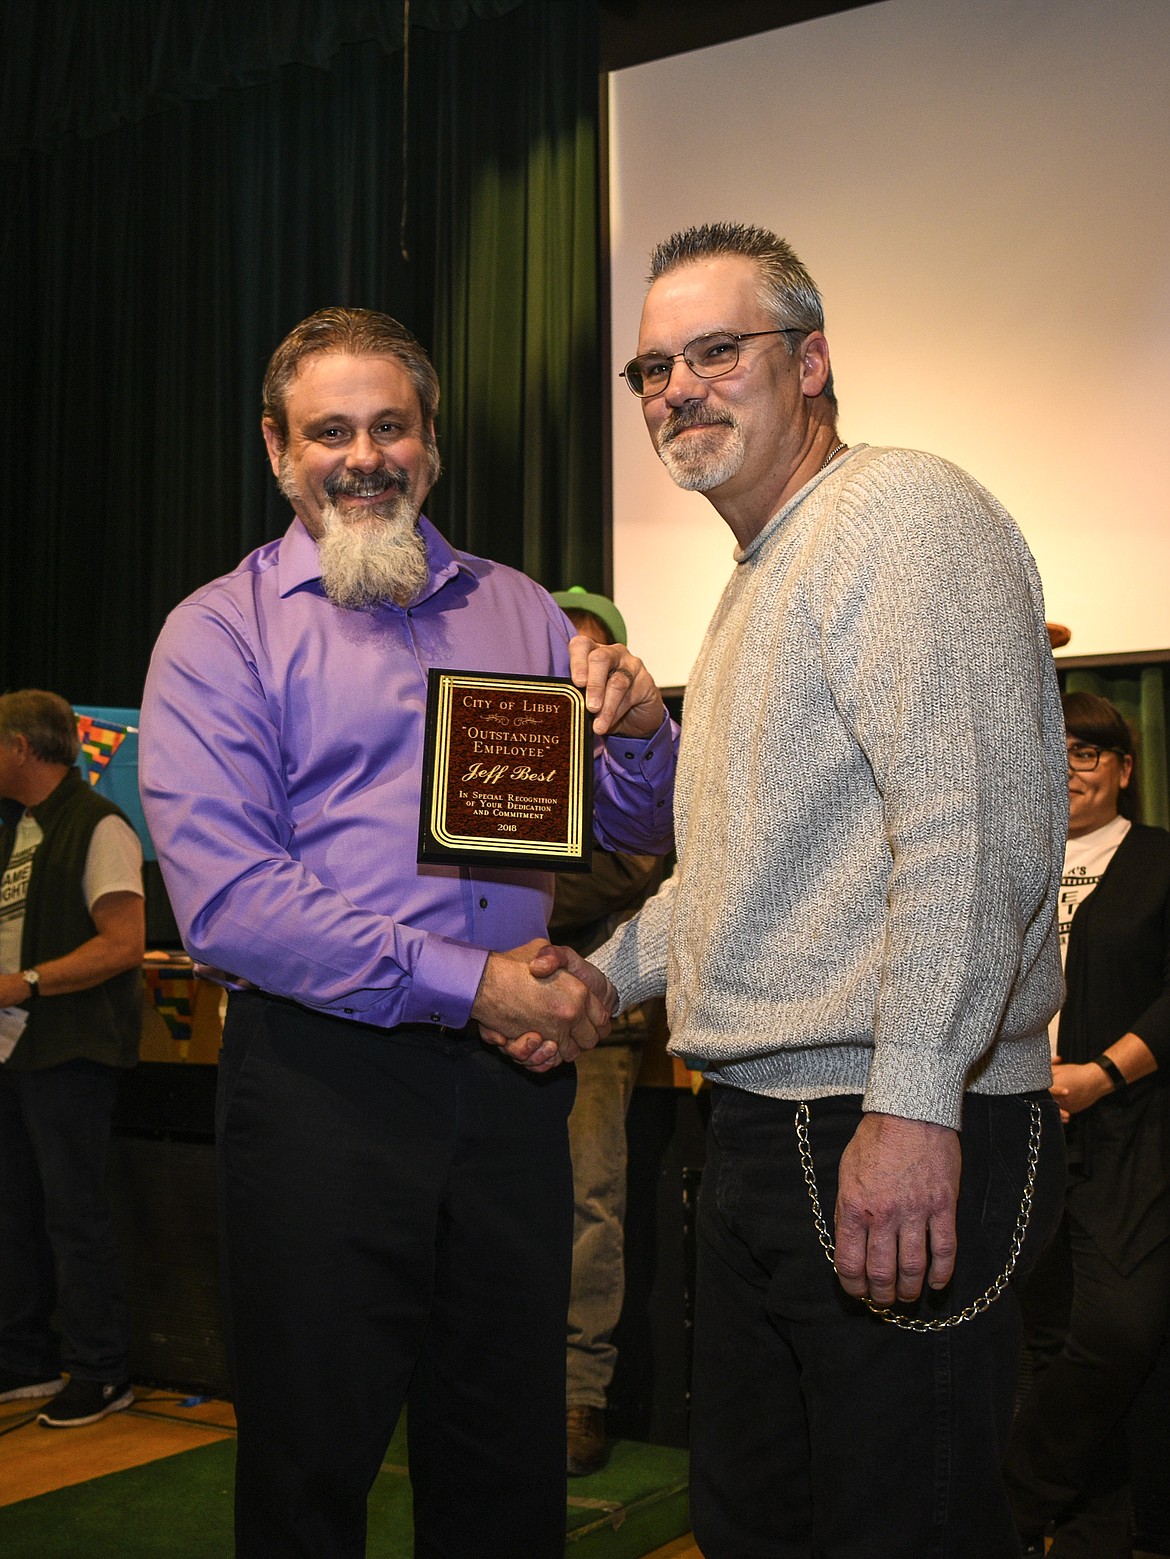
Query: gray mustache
[
  {"left": 661, "top": 406, "right": 736, "bottom": 444},
  {"left": 325, "top": 467, "right": 410, "bottom": 500}
]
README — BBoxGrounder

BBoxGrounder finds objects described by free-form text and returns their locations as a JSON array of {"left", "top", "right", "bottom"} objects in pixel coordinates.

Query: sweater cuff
[{"left": 862, "top": 1042, "right": 968, "bottom": 1131}]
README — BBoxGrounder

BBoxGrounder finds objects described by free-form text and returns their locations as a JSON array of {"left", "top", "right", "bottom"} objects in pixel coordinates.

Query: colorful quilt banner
[{"left": 75, "top": 715, "right": 135, "bottom": 786}]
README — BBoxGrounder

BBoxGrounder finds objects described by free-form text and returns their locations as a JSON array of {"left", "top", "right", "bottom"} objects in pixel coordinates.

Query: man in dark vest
[{"left": 0, "top": 689, "right": 145, "bottom": 1426}]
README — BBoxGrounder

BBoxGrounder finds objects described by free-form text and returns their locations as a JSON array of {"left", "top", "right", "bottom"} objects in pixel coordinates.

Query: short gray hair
[
  {"left": 648, "top": 222, "right": 836, "bottom": 407},
  {"left": 0, "top": 690, "right": 80, "bottom": 765},
  {"left": 262, "top": 307, "right": 441, "bottom": 444}
]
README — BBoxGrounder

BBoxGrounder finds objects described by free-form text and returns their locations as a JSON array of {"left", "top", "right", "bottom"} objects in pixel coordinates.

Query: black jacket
[{"left": 1059, "top": 821, "right": 1170, "bottom": 1272}]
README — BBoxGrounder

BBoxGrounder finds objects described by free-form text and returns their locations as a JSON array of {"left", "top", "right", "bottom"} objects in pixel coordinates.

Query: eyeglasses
[
  {"left": 620, "top": 328, "right": 805, "bottom": 399},
  {"left": 1067, "top": 743, "right": 1126, "bottom": 772}
]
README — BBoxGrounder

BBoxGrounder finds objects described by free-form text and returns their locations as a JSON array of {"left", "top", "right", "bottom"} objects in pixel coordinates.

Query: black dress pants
[{"left": 217, "top": 991, "right": 575, "bottom": 1559}]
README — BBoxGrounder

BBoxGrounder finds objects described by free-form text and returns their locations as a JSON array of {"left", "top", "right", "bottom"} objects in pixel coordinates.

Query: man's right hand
[{"left": 471, "top": 940, "right": 616, "bottom": 1071}]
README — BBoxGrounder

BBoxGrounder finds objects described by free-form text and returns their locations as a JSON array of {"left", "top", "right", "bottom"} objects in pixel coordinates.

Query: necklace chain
[
  {"left": 795, "top": 1100, "right": 1042, "bottom": 1331},
  {"left": 818, "top": 441, "right": 848, "bottom": 473}
]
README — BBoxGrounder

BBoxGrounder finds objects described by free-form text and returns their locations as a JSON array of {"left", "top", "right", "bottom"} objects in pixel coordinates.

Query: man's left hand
[
  {"left": 569, "top": 635, "right": 665, "bottom": 738},
  {"left": 833, "top": 1112, "right": 961, "bottom": 1306}
]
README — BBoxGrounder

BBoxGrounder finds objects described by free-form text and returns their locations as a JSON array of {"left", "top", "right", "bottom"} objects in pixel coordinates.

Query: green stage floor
[{"left": 0, "top": 1417, "right": 689, "bottom": 1559}]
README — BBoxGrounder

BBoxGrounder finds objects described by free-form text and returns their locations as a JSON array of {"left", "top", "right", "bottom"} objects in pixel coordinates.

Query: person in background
[
  {"left": 140, "top": 308, "right": 676, "bottom": 1559},
  {"left": 551, "top": 587, "right": 668, "bottom": 1477},
  {"left": 1007, "top": 690, "right": 1170, "bottom": 1558},
  {"left": 0, "top": 689, "right": 144, "bottom": 1428}
]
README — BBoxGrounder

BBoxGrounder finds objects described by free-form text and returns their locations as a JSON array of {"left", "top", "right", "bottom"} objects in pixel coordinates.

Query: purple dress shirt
[{"left": 140, "top": 517, "right": 675, "bottom": 1031}]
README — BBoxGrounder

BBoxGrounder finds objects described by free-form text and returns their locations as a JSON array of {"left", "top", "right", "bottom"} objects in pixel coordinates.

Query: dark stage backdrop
[{"left": 0, "top": 0, "right": 602, "bottom": 706}]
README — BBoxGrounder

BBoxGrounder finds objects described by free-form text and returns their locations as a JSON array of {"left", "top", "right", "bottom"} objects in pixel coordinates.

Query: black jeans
[
  {"left": 218, "top": 991, "right": 576, "bottom": 1559},
  {"left": 0, "top": 1059, "right": 128, "bottom": 1382},
  {"left": 690, "top": 1088, "right": 1065, "bottom": 1559}
]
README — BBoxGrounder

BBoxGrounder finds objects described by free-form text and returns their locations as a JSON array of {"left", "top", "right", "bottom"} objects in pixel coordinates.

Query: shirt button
[
  {"left": 479, "top": 897, "right": 488, "bottom": 909},
  {"left": 430, "top": 1011, "right": 441, "bottom": 1024},
  {"left": 624, "top": 751, "right": 635, "bottom": 759}
]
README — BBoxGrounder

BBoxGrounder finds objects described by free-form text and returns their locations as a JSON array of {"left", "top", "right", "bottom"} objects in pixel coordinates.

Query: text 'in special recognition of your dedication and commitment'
[{"left": 418, "top": 670, "right": 593, "bottom": 871}]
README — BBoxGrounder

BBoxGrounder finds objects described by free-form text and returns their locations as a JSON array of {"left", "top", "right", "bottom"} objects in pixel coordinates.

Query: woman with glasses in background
[{"left": 1007, "top": 690, "right": 1170, "bottom": 1558}]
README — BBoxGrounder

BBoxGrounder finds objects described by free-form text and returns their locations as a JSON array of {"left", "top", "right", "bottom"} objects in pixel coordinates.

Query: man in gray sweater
[{"left": 581, "top": 223, "right": 1068, "bottom": 1556}]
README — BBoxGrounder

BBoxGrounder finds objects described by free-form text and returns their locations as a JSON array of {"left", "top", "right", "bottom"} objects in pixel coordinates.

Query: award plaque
[{"left": 418, "top": 669, "right": 593, "bottom": 871}]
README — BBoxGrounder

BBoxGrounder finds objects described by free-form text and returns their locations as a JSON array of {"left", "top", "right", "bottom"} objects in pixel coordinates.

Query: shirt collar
[{"left": 275, "top": 513, "right": 470, "bottom": 606}]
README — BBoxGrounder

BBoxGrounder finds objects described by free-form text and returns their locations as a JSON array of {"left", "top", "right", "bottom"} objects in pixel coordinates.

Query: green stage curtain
[
  {"left": 1061, "top": 666, "right": 1170, "bottom": 830},
  {"left": 428, "top": 7, "right": 602, "bottom": 586},
  {"left": 0, "top": 0, "right": 601, "bottom": 706},
  {"left": 0, "top": 1, "right": 525, "bottom": 156}
]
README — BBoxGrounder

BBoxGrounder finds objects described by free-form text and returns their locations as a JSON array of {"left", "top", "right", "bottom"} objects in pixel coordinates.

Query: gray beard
[
  {"left": 656, "top": 408, "right": 746, "bottom": 492},
  {"left": 276, "top": 451, "right": 431, "bottom": 609},
  {"left": 316, "top": 498, "right": 430, "bottom": 609}
]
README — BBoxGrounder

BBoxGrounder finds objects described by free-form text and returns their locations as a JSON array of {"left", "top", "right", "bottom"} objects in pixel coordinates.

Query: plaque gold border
[{"left": 422, "top": 672, "right": 590, "bottom": 866}]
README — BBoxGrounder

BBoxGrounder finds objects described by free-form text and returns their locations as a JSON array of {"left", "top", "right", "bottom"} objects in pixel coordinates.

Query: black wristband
[{"left": 1093, "top": 1054, "right": 1127, "bottom": 1092}]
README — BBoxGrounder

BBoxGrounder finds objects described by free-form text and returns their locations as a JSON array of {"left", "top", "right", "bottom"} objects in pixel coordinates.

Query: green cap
[{"left": 550, "top": 586, "right": 627, "bottom": 647}]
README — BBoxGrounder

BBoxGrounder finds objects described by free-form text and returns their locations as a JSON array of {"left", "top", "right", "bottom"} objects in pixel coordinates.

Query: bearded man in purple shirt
[{"left": 139, "top": 307, "right": 675, "bottom": 1559}]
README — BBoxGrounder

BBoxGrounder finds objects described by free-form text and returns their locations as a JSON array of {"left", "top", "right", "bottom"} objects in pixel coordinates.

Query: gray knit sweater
[{"left": 591, "top": 446, "right": 1066, "bottom": 1131}]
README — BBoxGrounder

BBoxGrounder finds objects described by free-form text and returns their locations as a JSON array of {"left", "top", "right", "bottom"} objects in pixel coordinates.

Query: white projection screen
[{"left": 607, "top": 0, "right": 1170, "bottom": 690}]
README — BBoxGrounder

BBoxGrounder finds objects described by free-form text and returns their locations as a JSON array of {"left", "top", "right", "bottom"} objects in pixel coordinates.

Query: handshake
[{"left": 470, "top": 941, "right": 618, "bottom": 1074}]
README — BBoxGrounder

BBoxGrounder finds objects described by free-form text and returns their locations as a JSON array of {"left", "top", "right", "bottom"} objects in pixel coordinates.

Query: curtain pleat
[
  {"left": 1, "top": 0, "right": 524, "bottom": 157},
  {"left": 435, "top": 0, "right": 601, "bottom": 586}
]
